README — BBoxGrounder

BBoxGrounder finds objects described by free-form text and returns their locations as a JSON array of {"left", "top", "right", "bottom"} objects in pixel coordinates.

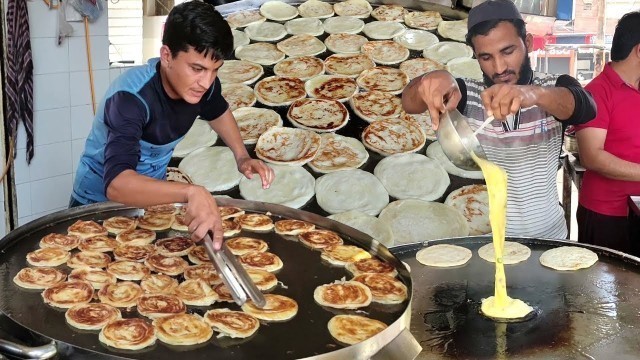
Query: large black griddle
[{"left": 390, "top": 237, "right": 640, "bottom": 359}]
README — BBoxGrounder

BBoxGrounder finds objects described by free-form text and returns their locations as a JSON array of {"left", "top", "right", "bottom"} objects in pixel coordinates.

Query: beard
[{"left": 483, "top": 55, "right": 534, "bottom": 87}]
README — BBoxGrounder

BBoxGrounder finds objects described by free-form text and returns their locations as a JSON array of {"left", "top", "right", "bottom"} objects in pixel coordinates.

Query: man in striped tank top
[{"left": 402, "top": 0, "right": 596, "bottom": 239}]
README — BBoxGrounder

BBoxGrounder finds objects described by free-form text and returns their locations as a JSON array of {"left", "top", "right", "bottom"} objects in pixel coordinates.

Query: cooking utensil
[{"left": 436, "top": 109, "right": 489, "bottom": 171}]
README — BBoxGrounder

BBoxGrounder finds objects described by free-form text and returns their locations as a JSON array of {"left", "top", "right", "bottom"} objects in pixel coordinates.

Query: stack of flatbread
[{"left": 178, "top": 146, "right": 244, "bottom": 192}]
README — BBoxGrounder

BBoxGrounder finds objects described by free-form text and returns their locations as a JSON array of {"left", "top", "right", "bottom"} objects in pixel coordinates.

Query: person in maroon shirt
[{"left": 575, "top": 11, "right": 640, "bottom": 254}]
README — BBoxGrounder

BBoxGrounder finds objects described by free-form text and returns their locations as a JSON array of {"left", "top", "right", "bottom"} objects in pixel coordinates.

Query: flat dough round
[
  {"left": 137, "top": 294, "right": 186, "bottom": 319},
  {"left": 423, "top": 42, "right": 473, "bottom": 65},
  {"left": 66, "top": 303, "right": 121, "bottom": 330},
  {"left": 260, "top": 1, "right": 298, "bottom": 21},
  {"left": 445, "top": 184, "right": 490, "bottom": 235},
  {"left": 155, "top": 236, "right": 195, "bottom": 257},
  {"left": 69, "top": 268, "right": 117, "bottom": 289},
  {"left": 174, "top": 279, "right": 217, "bottom": 306},
  {"left": 426, "top": 142, "right": 485, "bottom": 179},
  {"left": 244, "top": 21, "right": 287, "bottom": 42},
  {"left": 315, "top": 169, "right": 389, "bottom": 216},
  {"left": 255, "top": 76, "right": 307, "bottom": 107},
  {"left": 39, "top": 233, "right": 80, "bottom": 251},
  {"left": 478, "top": 241, "right": 532, "bottom": 265},
  {"left": 328, "top": 210, "right": 394, "bottom": 247},
  {"left": 240, "top": 164, "right": 316, "bottom": 209},
  {"left": 188, "top": 246, "right": 210, "bottom": 265},
  {"left": 404, "top": 10, "right": 442, "bottom": 31},
  {"left": 116, "top": 228, "right": 156, "bottom": 246},
  {"left": 539, "top": 246, "right": 599, "bottom": 271},
  {"left": 322, "top": 16, "right": 365, "bottom": 34},
  {"left": 401, "top": 111, "right": 436, "bottom": 140},
  {"left": 356, "top": 67, "right": 409, "bottom": 94},
  {"left": 274, "top": 219, "right": 315, "bottom": 235},
  {"left": 363, "top": 21, "right": 406, "bottom": 40},
  {"left": 235, "top": 43, "right": 285, "bottom": 66},
  {"left": 13, "top": 267, "right": 67, "bottom": 289},
  {"left": 333, "top": 0, "right": 372, "bottom": 18},
  {"left": 345, "top": 258, "right": 398, "bottom": 277},
  {"left": 113, "top": 244, "right": 154, "bottom": 262},
  {"left": 374, "top": 153, "right": 450, "bottom": 201},
  {"left": 324, "top": 33, "right": 368, "bottom": 54},
  {"left": 362, "top": 117, "right": 426, "bottom": 156},
  {"left": 237, "top": 213, "right": 275, "bottom": 232},
  {"left": 170, "top": 214, "right": 188, "bottom": 232},
  {"left": 27, "top": 247, "right": 70, "bottom": 267},
  {"left": 361, "top": 40, "right": 410, "bottom": 65},
  {"left": 173, "top": 119, "right": 218, "bottom": 158},
  {"left": 140, "top": 274, "right": 179, "bottom": 295},
  {"left": 287, "top": 98, "right": 349, "bottom": 132},
  {"left": 400, "top": 58, "right": 446, "bottom": 80},
  {"left": 314, "top": 280, "right": 372, "bottom": 309},
  {"left": 183, "top": 264, "right": 222, "bottom": 286},
  {"left": 299, "top": 229, "right": 344, "bottom": 250},
  {"left": 298, "top": 0, "right": 334, "bottom": 18},
  {"left": 328, "top": 315, "right": 387, "bottom": 345},
  {"left": 233, "top": 107, "right": 283, "bottom": 145},
  {"left": 218, "top": 60, "right": 264, "bottom": 85},
  {"left": 246, "top": 269, "right": 278, "bottom": 291},
  {"left": 144, "top": 254, "right": 188, "bottom": 276},
  {"left": 447, "top": 57, "right": 483, "bottom": 80},
  {"left": 222, "top": 83, "right": 256, "bottom": 111},
  {"left": 437, "top": 19, "right": 468, "bottom": 42},
  {"left": 166, "top": 166, "right": 193, "bottom": 184},
  {"left": 350, "top": 90, "right": 403, "bottom": 122},
  {"left": 308, "top": 133, "right": 369, "bottom": 174},
  {"left": 178, "top": 146, "right": 243, "bottom": 192},
  {"left": 379, "top": 199, "right": 469, "bottom": 244},
  {"left": 285, "top": 17, "right": 324, "bottom": 36},
  {"left": 226, "top": 10, "right": 266, "bottom": 29},
  {"left": 324, "top": 53, "right": 375, "bottom": 78},
  {"left": 371, "top": 5, "right": 407, "bottom": 22},
  {"left": 79, "top": 235, "right": 119, "bottom": 252},
  {"left": 106, "top": 260, "right": 151, "bottom": 281},
  {"left": 204, "top": 309, "right": 260, "bottom": 338},
  {"left": 305, "top": 75, "right": 359, "bottom": 103},
  {"left": 68, "top": 220, "right": 107, "bottom": 239},
  {"left": 102, "top": 216, "right": 137, "bottom": 235},
  {"left": 416, "top": 244, "right": 472, "bottom": 267},
  {"left": 241, "top": 294, "right": 298, "bottom": 322},
  {"left": 277, "top": 34, "right": 327, "bottom": 57},
  {"left": 393, "top": 29, "right": 439, "bottom": 51},
  {"left": 321, "top": 245, "right": 371, "bottom": 266},
  {"left": 353, "top": 273, "right": 408, "bottom": 304},
  {"left": 274, "top": 56, "right": 325, "bottom": 81},
  {"left": 99, "top": 318, "right": 156, "bottom": 350},
  {"left": 67, "top": 251, "right": 111, "bottom": 269},
  {"left": 42, "top": 281, "right": 94, "bottom": 309},
  {"left": 255, "top": 127, "right": 321, "bottom": 166},
  {"left": 219, "top": 206, "right": 245, "bottom": 219},
  {"left": 98, "top": 281, "right": 143, "bottom": 308},
  {"left": 137, "top": 212, "right": 174, "bottom": 231},
  {"left": 239, "top": 251, "right": 283, "bottom": 272},
  {"left": 232, "top": 29, "right": 250, "bottom": 49},
  {"left": 227, "top": 237, "right": 269, "bottom": 255}
]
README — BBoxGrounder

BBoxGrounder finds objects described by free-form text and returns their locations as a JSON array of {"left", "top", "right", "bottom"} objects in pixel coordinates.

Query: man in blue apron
[{"left": 70, "top": 1, "right": 274, "bottom": 249}]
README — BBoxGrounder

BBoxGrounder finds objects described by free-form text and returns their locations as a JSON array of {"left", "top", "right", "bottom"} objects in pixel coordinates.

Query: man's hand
[
  {"left": 184, "top": 185, "right": 223, "bottom": 250},
  {"left": 481, "top": 84, "right": 539, "bottom": 120},
  {"left": 237, "top": 157, "right": 275, "bottom": 189},
  {"left": 403, "top": 70, "right": 461, "bottom": 130}
]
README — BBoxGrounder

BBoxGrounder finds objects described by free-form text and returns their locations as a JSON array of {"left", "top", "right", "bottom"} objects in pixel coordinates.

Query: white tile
[
  {"left": 91, "top": 36, "right": 111, "bottom": 70},
  {"left": 68, "top": 37, "right": 88, "bottom": 72},
  {"left": 34, "top": 108, "right": 72, "bottom": 146},
  {"left": 18, "top": 216, "right": 34, "bottom": 227},
  {"left": 109, "top": 68, "right": 122, "bottom": 82},
  {"left": 16, "top": 183, "right": 32, "bottom": 218},
  {"left": 31, "top": 38, "right": 69, "bottom": 74},
  {"left": 27, "top": 1, "right": 58, "bottom": 38},
  {"left": 15, "top": 124, "right": 27, "bottom": 150},
  {"left": 71, "top": 105, "right": 94, "bottom": 140},
  {"left": 68, "top": 35, "right": 110, "bottom": 71},
  {"left": 33, "top": 73, "right": 70, "bottom": 111},
  {"left": 30, "top": 174, "right": 73, "bottom": 214},
  {"left": 13, "top": 150, "right": 31, "bottom": 185},
  {"left": 28, "top": 142, "right": 73, "bottom": 181},
  {"left": 72, "top": 138, "right": 87, "bottom": 175},
  {"left": 70, "top": 8, "right": 109, "bottom": 37},
  {"left": 93, "top": 69, "right": 111, "bottom": 102},
  {"left": 0, "top": 205, "right": 6, "bottom": 238},
  {"left": 69, "top": 71, "right": 91, "bottom": 106}
]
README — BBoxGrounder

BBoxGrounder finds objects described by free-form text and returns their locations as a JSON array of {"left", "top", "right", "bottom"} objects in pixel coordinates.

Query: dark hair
[
  {"left": 465, "top": 19, "right": 527, "bottom": 50},
  {"left": 610, "top": 11, "right": 640, "bottom": 61},
  {"left": 162, "top": 1, "right": 233, "bottom": 60}
]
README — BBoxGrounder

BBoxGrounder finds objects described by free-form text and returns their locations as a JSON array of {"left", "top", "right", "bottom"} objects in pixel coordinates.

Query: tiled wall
[{"left": 9, "top": 2, "right": 118, "bottom": 229}]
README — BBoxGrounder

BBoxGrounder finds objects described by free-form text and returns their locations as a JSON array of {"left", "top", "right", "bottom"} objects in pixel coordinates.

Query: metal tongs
[{"left": 202, "top": 232, "right": 266, "bottom": 308}]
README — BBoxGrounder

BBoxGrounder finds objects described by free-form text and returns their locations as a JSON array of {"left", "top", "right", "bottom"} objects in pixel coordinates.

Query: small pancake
[
  {"left": 42, "top": 281, "right": 94, "bottom": 309},
  {"left": 355, "top": 67, "right": 408, "bottom": 94},
  {"left": 255, "top": 127, "right": 321, "bottom": 166},
  {"left": 174, "top": 279, "right": 217, "bottom": 306},
  {"left": 254, "top": 76, "right": 307, "bottom": 107},
  {"left": 361, "top": 40, "right": 409, "bottom": 65},
  {"left": 183, "top": 264, "right": 222, "bottom": 286},
  {"left": 144, "top": 254, "right": 188, "bottom": 276},
  {"left": 437, "top": 19, "right": 468, "bottom": 42},
  {"left": 232, "top": 29, "right": 250, "bottom": 50},
  {"left": 102, "top": 216, "right": 137, "bottom": 235},
  {"left": 400, "top": 111, "right": 436, "bottom": 140},
  {"left": 218, "top": 60, "right": 264, "bottom": 85},
  {"left": 167, "top": 167, "right": 193, "bottom": 184},
  {"left": 204, "top": 309, "right": 260, "bottom": 338},
  {"left": 297, "top": 0, "right": 334, "bottom": 18},
  {"left": 328, "top": 210, "right": 394, "bottom": 247},
  {"left": 274, "top": 56, "right": 325, "bottom": 81},
  {"left": 137, "top": 294, "right": 186, "bottom": 319},
  {"left": 226, "top": 9, "right": 266, "bottom": 29},
  {"left": 213, "top": 283, "right": 234, "bottom": 303},
  {"left": 116, "top": 228, "right": 156, "bottom": 246},
  {"left": 393, "top": 29, "right": 440, "bottom": 51},
  {"left": 298, "top": 229, "right": 344, "bottom": 250},
  {"left": 321, "top": 245, "right": 371, "bottom": 266},
  {"left": 345, "top": 258, "right": 398, "bottom": 277},
  {"left": 415, "top": 244, "right": 472, "bottom": 267},
  {"left": 237, "top": 213, "right": 275, "bottom": 232},
  {"left": 285, "top": 17, "right": 324, "bottom": 36},
  {"left": 478, "top": 242, "right": 532, "bottom": 265},
  {"left": 371, "top": 4, "right": 407, "bottom": 21},
  {"left": 423, "top": 42, "right": 473, "bottom": 65},
  {"left": 305, "top": 75, "right": 358, "bottom": 103},
  {"left": 315, "top": 169, "right": 389, "bottom": 216},
  {"left": 404, "top": 10, "right": 442, "bottom": 31},
  {"left": 99, "top": 318, "right": 156, "bottom": 350},
  {"left": 362, "top": 117, "right": 426, "bottom": 156},
  {"left": 241, "top": 294, "right": 298, "bottom": 322},
  {"left": 27, "top": 247, "right": 70, "bottom": 267},
  {"left": 223, "top": 219, "right": 242, "bottom": 237},
  {"left": 309, "top": 133, "right": 369, "bottom": 174},
  {"left": 67, "top": 251, "right": 111, "bottom": 269},
  {"left": 259, "top": 1, "right": 298, "bottom": 21},
  {"left": 233, "top": 107, "right": 283, "bottom": 145},
  {"left": 313, "top": 280, "right": 372, "bottom": 309},
  {"left": 246, "top": 268, "right": 278, "bottom": 291},
  {"left": 324, "top": 33, "right": 368, "bottom": 54},
  {"left": 178, "top": 146, "right": 244, "bottom": 192},
  {"left": 244, "top": 21, "right": 287, "bottom": 42},
  {"left": 400, "top": 58, "right": 446, "bottom": 80},
  {"left": 144, "top": 204, "right": 177, "bottom": 215},
  {"left": 69, "top": 268, "right": 117, "bottom": 289},
  {"left": 333, "top": 0, "right": 372, "bottom": 18},
  {"left": 239, "top": 251, "right": 283, "bottom": 272},
  {"left": 226, "top": 237, "right": 269, "bottom": 256},
  {"left": 324, "top": 53, "right": 375, "bottom": 78},
  {"left": 363, "top": 21, "right": 406, "bottom": 40},
  {"left": 106, "top": 260, "right": 151, "bottom": 281},
  {"left": 170, "top": 214, "right": 188, "bottom": 232},
  {"left": 219, "top": 206, "right": 245, "bottom": 219},
  {"left": 172, "top": 119, "right": 218, "bottom": 158},
  {"left": 322, "top": 16, "right": 365, "bottom": 35},
  {"left": 153, "top": 313, "right": 213, "bottom": 346},
  {"left": 113, "top": 244, "right": 154, "bottom": 262},
  {"left": 235, "top": 43, "right": 285, "bottom": 66},
  {"left": 328, "top": 315, "right": 387, "bottom": 345},
  {"left": 140, "top": 274, "right": 179, "bottom": 295},
  {"left": 137, "top": 212, "right": 174, "bottom": 231},
  {"left": 155, "top": 236, "right": 195, "bottom": 257},
  {"left": 287, "top": 98, "right": 349, "bottom": 132},
  {"left": 350, "top": 91, "right": 403, "bottom": 122},
  {"left": 222, "top": 83, "right": 256, "bottom": 111},
  {"left": 444, "top": 184, "right": 490, "bottom": 235},
  {"left": 374, "top": 153, "right": 450, "bottom": 201},
  {"left": 13, "top": 267, "right": 67, "bottom": 289},
  {"left": 98, "top": 281, "right": 143, "bottom": 308},
  {"left": 66, "top": 303, "right": 121, "bottom": 330},
  {"left": 277, "top": 34, "right": 327, "bottom": 57},
  {"left": 426, "top": 142, "right": 485, "bottom": 179},
  {"left": 39, "top": 233, "right": 80, "bottom": 251},
  {"left": 68, "top": 220, "right": 108, "bottom": 239},
  {"left": 274, "top": 219, "right": 315, "bottom": 235},
  {"left": 353, "top": 274, "right": 408, "bottom": 304},
  {"left": 539, "top": 246, "right": 599, "bottom": 271},
  {"left": 239, "top": 164, "right": 316, "bottom": 209},
  {"left": 78, "top": 235, "right": 119, "bottom": 253},
  {"left": 447, "top": 57, "right": 483, "bottom": 80}
]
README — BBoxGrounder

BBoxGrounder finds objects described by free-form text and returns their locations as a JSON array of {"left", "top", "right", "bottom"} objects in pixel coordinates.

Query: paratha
[
  {"left": 106, "top": 260, "right": 150, "bottom": 281},
  {"left": 287, "top": 98, "right": 349, "bottom": 132},
  {"left": 144, "top": 254, "right": 188, "bottom": 276},
  {"left": 444, "top": 184, "right": 491, "bottom": 235},
  {"left": 308, "top": 133, "right": 369, "bottom": 174},
  {"left": 321, "top": 245, "right": 371, "bottom": 266},
  {"left": 416, "top": 244, "right": 473, "bottom": 267},
  {"left": 324, "top": 53, "right": 375, "bottom": 78},
  {"left": 221, "top": 83, "right": 256, "bottom": 111},
  {"left": 204, "top": 309, "right": 260, "bottom": 338},
  {"left": 42, "top": 281, "right": 94, "bottom": 309},
  {"left": 153, "top": 314, "right": 213, "bottom": 346},
  {"left": 273, "top": 56, "right": 325, "bottom": 81},
  {"left": 353, "top": 273, "right": 408, "bottom": 304},
  {"left": 13, "top": 267, "right": 67, "bottom": 289},
  {"left": 315, "top": 169, "right": 389, "bottom": 215},
  {"left": 238, "top": 251, "right": 283, "bottom": 272},
  {"left": 26, "top": 247, "right": 70, "bottom": 267},
  {"left": 361, "top": 40, "right": 410, "bottom": 65},
  {"left": 305, "top": 75, "right": 359, "bottom": 102},
  {"left": 313, "top": 280, "right": 372, "bottom": 309},
  {"left": 333, "top": 0, "right": 372, "bottom": 18},
  {"left": 260, "top": 1, "right": 298, "bottom": 21},
  {"left": 254, "top": 76, "right": 307, "bottom": 106},
  {"left": 39, "top": 233, "right": 80, "bottom": 251},
  {"left": 140, "top": 274, "right": 179, "bottom": 295},
  {"left": 173, "top": 119, "right": 218, "bottom": 158},
  {"left": 404, "top": 10, "right": 442, "bottom": 31},
  {"left": 324, "top": 33, "right": 368, "bottom": 54},
  {"left": 218, "top": 60, "right": 264, "bottom": 85},
  {"left": 274, "top": 219, "right": 315, "bottom": 235},
  {"left": 363, "top": 21, "right": 406, "bottom": 40},
  {"left": 437, "top": 19, "right": 468, "bottom": 42},
  {"left": 137, "top": 212, "right": 174, "bottom": 231},
  {"left": 328, "top": 315, "right": 387, "bottom": 345},
  {"left": 98, "top": 281, "right": 143, "bottom": 308},
  {"left": 235, "top": 43, "right": 285, "bottom": 66},
  {"left": 241, "top": 294, "right": 298, "bottom": 322},
  {"left": 328, "top": 210, "right": 394, "bottom": 247},
  {"left": 350, "top": 90, "right": 403, "bottom": 122},
  {"left": 322, "top": 16, "right": 365, "bottom": 34},
  {"left": 226, "top": 10, "right": 266, "bottom": 29},
  {"left": 137, "top": 294, "right": 186, "bottom": 319},
  {"left": 183, "top": 264, "right": 222, "bottom": 286},
  {"left": 277, "top": 34, "right": 327, "bottom": 57},
  {"left": 102, "top": 216, "right": 137, "bottom": 235},
  {"left": 254, "top": 127, "right": 321, "bottom": 166},
  {"left": 99, "top": 318, "right": 156, "bottom": 350},
  {"left": 399, "top": 58, "right": 446, "bottom": 80},
  {"left": 178, "top": 146, "right": 244, "bottom": 192},
  {"left": 232, "top": 29, "right": 250, "bottom": 50},
  {"left": 244, "top": 21, "right": 287, "bottom": 42},
  {"left": 116, "top": 228, "right": 156, "bottom": 246},
  {"left": 299, "top": 229, "right": 344, "bottom": 250},
  {"left": 237, "top": 213, "right": 275, "bottom": 232},
  {"left": 154, "top": 236, "right": 195, "bottom": 257},
  {"left": 232, "top": 107, "right": 283, "bottom": 145},
  {"left": 69, "top": 268, "right": 117, "bottom": 289},
  {"left": 423, "top": 41, "right": 473, "bottom": 65},
  {"left": 374, "top": 153, "right": 450, "bottom": 201},
  {"left": 113, "top": 244, "right": 154, "bottom": 262},
  {"left": 66, "top": 303, "right": 121, "bottom": 330},
  {"left": 355, "top": 66, "right": 409, "bottom": 94},
  {"left": 361, "top": 117, "right": 426, "bottom": 156},
  {"left": 68, "top": 220, "right": 107, "bottom": 239},
  {"left": 447, "top": 57, "right": 483, "bottom": 80},
  {"left": 297, "top": 0, "right": 334, "bottom": 18},
  {"left": 226, "top": 237, "right": 269, "bottom": 255},
  {"left": 285, "top": 17, "right": 324, "bottom": 36},
  {"left": 371, "top": 4, "right": 407, "bottom": 22},
  {"left": 345, "top": 258, "right": 398, "bottom": 277},
  {"left": 66, "top": 251, "right": 112, "bottom": 269},
  {"left": 174, "top": 279, "right": 217, "bottom": 306},
  {"left": 539, "top": 246, "right": 599, "bottom": 271},
  {"left": 393, "top": 29, "right": 439, "bottom": 51},
  {"left": 478, "top": 241, "right": 532, "bottom": 265}
]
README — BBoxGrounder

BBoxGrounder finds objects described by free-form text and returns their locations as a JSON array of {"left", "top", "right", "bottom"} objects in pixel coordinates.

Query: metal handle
[
  {"left": 0, "top": 339, "right": 57, "bottom": 359},
  {"left": 202, "top": 234, "right": 248, "bottom": 305},
  {"left": 220, "top": 245, "right": 266, "bottom": 308}
]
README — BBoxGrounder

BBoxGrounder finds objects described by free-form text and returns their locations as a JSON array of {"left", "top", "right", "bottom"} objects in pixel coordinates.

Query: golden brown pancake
[
  {"left": 39, "top": 233, "right": 80, "bottom": 251},
  {"left": 78, "top": 235, "right": 119, "bottom": 253},
  {"left": 274, "top": 219, "right": 315, "bottom": 235},
  {"left": 26, "top": 247, "right": 70, "bottom": 267},
  {"left": 155, "top": 236, "right": 195, "bottom": 257},
  {"left": 226, "top": 237, "right": 269, "bottom": 255},
  {"left": 144, "top": 204, "right": 179, "bottom": 215},
  {"left": 345, "top": 258, "right": 398, "bottom": 277},
  {"left": 313, "top": 280, "right": 372, "bottom": 309},
  {"left": 102, "top": 216, "right": 137, "bottom": 235},
  {"left": 223, "top": 219, "right": 242, "bottom": 237},
  {"left": 113, "top": 244, "right": 154, "bottom": 262},
  {"left": 98, "top": 281, "right": 143, "bottom": 308},
  {"left": 353, "top": 274, "right": 408, "bottom": 304},
  {"left": 137, "top": 294, "right": 187, "bottom": 319},
  {"left": 137, "top": 212, "right": 174, "bottom": 231},
  {"left": 299, "top": 229, "right": 344, "bottom": 250},
  {"left": 321, "top": 245, "right": 372, "bottom": 266},
  {"left": 144, "top": 254, "right": 188, "bottom": 276},
  {"left": 99, "top": 318, "right": 156, "bottom": 350},
  {"left": 116, "top": 228, "right": 156, "bottom": 246},
  {"left": 13, "top": 267, "right": 67, "bottom": 289},
  {"left": 254, "top": 76, "right": 307, "bottom": 107},
  {"left": 213, "top": 283, "right": 234, "bottom": 303},
  {"left": 246, "top": 269, "right": 278, "bottom": 291},
  {"left": 236, "top": 213, "right": 274, "bottom": 232},
  {"left": 42, "top": 281, "right": 94, "bottom": 309},
  {"left": 174, "top": 279, "right": 217, "bottom": 306},
  {"left": 66, "top": 303, "right": 121, "bottom": 330},
  {"left": 204, "top": 308, "right": 260, "bottom": 338},
  {"left": 170, "top": 214, "right": 189, "bottom": 232},
  {"left": 183, "top": 264, "right": 222, "bottom": 286},
  {"left": 68, "top": 268, "right": 117, "bottom": 289},
  {"left": 140, "top": 274, "right": 179, "bottom": 295},
  {"left": 371, "top": 4, "right": 407, "bottom": 21},
  {"left": 241, "top": 294, "right": 298, "bottom": 322},
  {"left": 219, "top": 206, "right": 246, "bottom": 219},
  {"left": 327, "top": 315, "right": 387, "bottom": 345},
  {"left": 153, "top": 313, "right": 213, "bottom": 346},
  {"left": 67, "top": 251, "right": 112, "bottom": 269},
  {"left": 106, "top": 260, "right": 151, "bottom": 281},
  {"left": 188, "top": 245, "right": 209, "bottom": 265},
  {"left": 67, "top": 220, "right": 108, "bottom": 239},
  {"left": 324, "top": 53, "right": 375, "bottom": 78},
  {"left": 239, "top": 251, "right": 283, "bottom": 272}
]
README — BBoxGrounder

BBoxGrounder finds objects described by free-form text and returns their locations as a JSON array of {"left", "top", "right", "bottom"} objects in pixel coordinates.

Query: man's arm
[
  {"left": 577, "top": 128, "right": 640, "bottom": 181},
  {"left": 401, "top": 70, "right": 463, "bottom": 129}
]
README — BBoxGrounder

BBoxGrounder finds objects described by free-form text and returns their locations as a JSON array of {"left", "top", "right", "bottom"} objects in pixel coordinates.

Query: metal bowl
[{"left": 436, "top": 109, "right": 488, "bottom": 171}]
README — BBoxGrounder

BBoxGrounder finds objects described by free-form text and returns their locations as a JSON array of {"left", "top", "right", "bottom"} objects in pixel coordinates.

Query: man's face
[
  {"left": 160, "top": 46, "right": 224, "bottom": 104},
  {"left": 471, "top": 21, "right": 533, "bottom": 86}
]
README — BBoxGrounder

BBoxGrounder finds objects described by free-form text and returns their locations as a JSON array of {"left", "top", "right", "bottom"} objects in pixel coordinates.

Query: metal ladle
[{"left": 436, "top": 109, "right": 490, "bottom": 171}]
